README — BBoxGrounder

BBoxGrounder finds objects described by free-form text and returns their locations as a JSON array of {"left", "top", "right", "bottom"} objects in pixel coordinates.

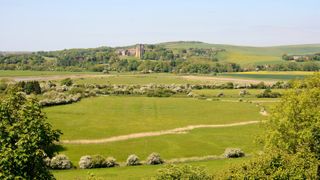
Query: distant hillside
[
  {"left": 159, "top": 41, "right": 320, "bottom": 65},
  {"left": 0, "top": 51, "right": 32, "bottom": 55}
]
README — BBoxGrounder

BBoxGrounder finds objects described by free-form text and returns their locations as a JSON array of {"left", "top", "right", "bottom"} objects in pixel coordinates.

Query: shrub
[
  {"left": 126, "top": 154, "right": 141, "bottom": 166},
  {"left": 50, "top": 154, "right": 72, "bottom": 169},
  {"left": 146, "top": 89, "right": 174, "bottom": 97},
  {"left": 0, "top": 79, "right": 9, "bottom": 92},
  {"left": 239, "top": 90, "right": 250, "bottom": 96},
  {"left": 146, "top": 153, "right": 164, "bottom": 165},
  {"left": 256, "top": 89, "right": 281, "bottom": 98},
  {"left": 60, "top": 78, "right": 73, "bottom": 86},
  {"left": 105, "top": 157, "right": 118, "bottom": 167},
  {"left": 79, "top": 155, "right": 93, "bottom": 169},
  {"left": 16, "top": 81, "right": 41, "bottom": 94},
  {"left": 69, "top": 87, "right": 85, "bottom": 95},
  {"left": 91, "top": 155, "right": 108, "bottom": 168},
  {"left": 217, "top": 92, "right": 224, "bottom": 97},
  {"left": 156, "top": 164, "right": 212, "bottom": 180},
  {"left": 217, "top": 151, "right": 319, "bottom": 179},
  {"left": 224, "top": 148, "right": 245, "bottom": 158}
]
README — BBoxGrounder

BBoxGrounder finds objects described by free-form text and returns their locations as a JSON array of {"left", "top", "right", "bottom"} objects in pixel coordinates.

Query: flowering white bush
[
  {"left": 224, "top": 148, "right": 245, "bottom": 158},
  {"left": 79, "top": 155, "right": 93, "bottom": 169},
  {"left": 126, "top": 154, "right": 141, "bottom": 166},
  {"left": 50, "top": 154, "right": 72, "bottom": 169},
  {"left": 146, "top": 153, "right": 164, "bottom": 165}
]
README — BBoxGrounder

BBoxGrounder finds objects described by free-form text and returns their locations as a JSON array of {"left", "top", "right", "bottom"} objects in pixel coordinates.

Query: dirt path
[
  {"left": 182, "top": 75, "right": 276, "bottom": 85},
  {"left": 61, "top": 121, "right": 260, "bottom": 144}
]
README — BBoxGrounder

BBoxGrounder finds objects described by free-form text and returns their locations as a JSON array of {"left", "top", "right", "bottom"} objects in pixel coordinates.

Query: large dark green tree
[
  {"left": 217, "top": 74, "right": 320, "bottom": 179},
  {"left": 0, "top": 89, "right": 61, "bottom": 179}
]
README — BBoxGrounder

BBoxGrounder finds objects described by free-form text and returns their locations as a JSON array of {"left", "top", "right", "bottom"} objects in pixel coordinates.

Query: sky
[{"left": 0, "top": 0, "right": 320, "bottom": 51}]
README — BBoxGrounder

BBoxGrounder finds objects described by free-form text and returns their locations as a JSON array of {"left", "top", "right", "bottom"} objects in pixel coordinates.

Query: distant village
[{"left": 282, "top": 53, "right": 320, "bottom": 62}]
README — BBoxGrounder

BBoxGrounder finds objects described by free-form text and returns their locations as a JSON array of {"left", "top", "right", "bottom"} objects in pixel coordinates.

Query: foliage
[
  {"left": 60, "top": 78, "right": 73, "bottom": 86},
  {"left": 16, "top": 80, "right": 42, "bottom": 94},
  {"left": 224, "top": 148, "right": 245, "bottom": 158},
  {"left": 156, "top": 164, "right": 212, "bottom": 180},
  {"left": 91, "top": 155, "right": 108, "bottom": 168},
  {"left": 264, "top": 74, "right": 320, "bottom": 156},
  {"left": 50, "top": 154, "right": 72, "bottom": 170},
  {"left": 218, "top": 150, "right": 319, "bottom": 179},
  {"left": 105, "top": 157, "right": 118, "bottom": 168},
  {"left": 0, "top": 79, "right": 9, "bottom": 92},
  {"left": 256, "top": 88, "right": 281, "bottom": 98},
  {"left": 146, "top": 153, "right": 164, "bottom": 165},
  {"left": 218, "top": 74, "right": 320, "bottom": 178},
  {"left": 0, "top": 89, "right": 61, "bottom": 179},
  {"left": 79, "top": 155, "right": 118, "bottom": 169},
  {"left": 126, "top": 154, "right": 141, "bottom": 166},
  {"left": 146, "top": 89, "right": 174, "bottom": 97},
  {"left": 79, "top": 155, "right": 93, "bottom": 169}
]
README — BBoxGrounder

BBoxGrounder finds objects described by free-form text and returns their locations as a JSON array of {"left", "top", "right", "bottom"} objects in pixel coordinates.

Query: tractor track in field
[{"left": 61, "top": 121, "right": 260, "bottom": 144}]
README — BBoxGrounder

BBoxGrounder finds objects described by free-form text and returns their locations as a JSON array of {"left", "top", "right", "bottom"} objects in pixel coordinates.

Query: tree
[
  {"left": 217, "top": 74, "right": 320, "bottom": 179},
  {"left": 0, "top": 89, "right": 61, "bottom": 179}
]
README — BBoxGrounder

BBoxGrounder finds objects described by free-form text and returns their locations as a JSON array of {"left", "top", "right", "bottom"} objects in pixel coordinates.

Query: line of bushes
[{"left": 46, "top": 148, "right": 244, "bottom": 170}]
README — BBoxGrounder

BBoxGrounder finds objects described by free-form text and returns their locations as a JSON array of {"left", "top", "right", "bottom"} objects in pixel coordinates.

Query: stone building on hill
[{"left": 116, "top": 44, "right": 145, "bottom": 59}]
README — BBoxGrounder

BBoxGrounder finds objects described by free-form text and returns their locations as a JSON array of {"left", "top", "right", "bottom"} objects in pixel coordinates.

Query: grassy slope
[
  {"left": 53, "top": 158, "right": 247, "bottom": 180},
  {"left": 45, "top": 96, "right": 263, "bottom": 140},
  {"left": 161, "top": 41, "right": 320, "bottom": 65}
]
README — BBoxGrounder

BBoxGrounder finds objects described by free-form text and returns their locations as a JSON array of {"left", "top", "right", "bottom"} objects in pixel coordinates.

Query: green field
[
  {"left": 45, "top": 96, "right": 263, "bottom": 140},
  {"left": 192, "top": 89, "right": 286, "bottom": 98},
  {"left": 220, "top": 71, "right": 314, "bottom": 80},
  {"left": 162, "top": 42, "right": 320, "bottom": 65},
  {"left": 53, "top": 158, "right": 248, "bottom": 180},
  {"left": 60, "top": 124, "right": 262, "bottom": 163},
  {"left": 73, "top": 73, "right": 192, "bottom": 85}
]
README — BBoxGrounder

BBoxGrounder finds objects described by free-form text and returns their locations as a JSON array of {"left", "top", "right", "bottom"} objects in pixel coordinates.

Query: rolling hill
[{"left": 160, "top": 41, "right": 320, "bottom": 65}]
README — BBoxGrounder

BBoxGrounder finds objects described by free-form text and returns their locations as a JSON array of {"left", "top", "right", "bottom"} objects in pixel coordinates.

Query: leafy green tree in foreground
[
  {"left": 217, "top": 74, "right": 320, "bottom": 179},
  {"left": 0, "top": 89, "right": 61, "bottom": 179}
]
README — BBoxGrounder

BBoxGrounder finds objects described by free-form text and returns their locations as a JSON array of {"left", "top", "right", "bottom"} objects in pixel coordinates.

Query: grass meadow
[
  {"left": 59, "top": 124, "right": 262, "bottom": 163},
  {"left": 220, "top": 71, "right": 314, "bottom": 80},
  {"left": 45, "top": 96, "right": 264, "bottom": 140},
  {"left": 192, "top": 89, "right": 287, "bottom": 98}
]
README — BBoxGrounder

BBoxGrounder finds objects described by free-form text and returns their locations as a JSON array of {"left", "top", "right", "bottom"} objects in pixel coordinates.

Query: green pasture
[
  {"left": 52, "top": 158, "right": 248, "bottom": 180},
  {"left": 45, "top": 96, "right": 263, "bottom": 140},
  {"left": 60, "top": 124, "right": 262, "bottom": 163},
  {"left": 192, "top": 89, "right": 287, "bottom": 98},
  {"left": 73, "top": 73, "right": 191, "bottom": 85},
  {"left": 220, "top": 71, "right": 314, "bottom": 80}
]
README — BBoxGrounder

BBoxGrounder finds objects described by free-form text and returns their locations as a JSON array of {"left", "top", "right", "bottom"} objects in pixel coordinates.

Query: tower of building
[{"left": 135, "top": 44, "right": 144, "bottom": 59}]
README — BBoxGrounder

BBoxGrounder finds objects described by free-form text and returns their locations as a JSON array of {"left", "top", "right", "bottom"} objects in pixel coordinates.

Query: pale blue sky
[{"left": 0, "top": 0, "right": 319, "bottom": 51}]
